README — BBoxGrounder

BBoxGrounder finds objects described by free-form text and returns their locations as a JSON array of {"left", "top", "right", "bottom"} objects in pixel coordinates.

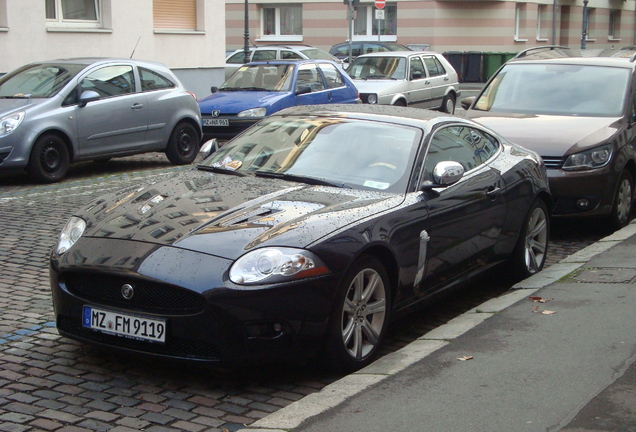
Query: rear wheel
[
  {"left": 324, "top": 256, "right": 391, "bottom": 372},
  {"left": 441, "top": 93, "right": 456, "bottom": 114},
  {"left": 166, "top": 122, "right": 199, "bottom": 165},
  {"left": 509, "top": 199, "right": 549, "bottom": 280},
  {"left": 393, "top": 99, "right": 406, "bottom": 107},
  {"left": 609, "top": 170, "right": 633, "bottom": 230},
  {"left": 27, "top": 134, "right": 69, "bottom": 183}
]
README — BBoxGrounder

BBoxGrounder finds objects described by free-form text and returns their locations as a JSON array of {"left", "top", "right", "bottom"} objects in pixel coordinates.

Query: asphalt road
[{"left": 0, "top": 153, "right": 613, "bottom": 432}]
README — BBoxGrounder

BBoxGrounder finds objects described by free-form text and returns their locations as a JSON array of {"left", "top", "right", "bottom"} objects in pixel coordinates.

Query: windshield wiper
[
  {"left": 255, "top": 171, "right": 351, "bottom": 188},
  {"left": 219, "top": 87, "right": 242, "bottom": 91},
  {"left": 240, "top": 87, "right": 268, "bottom": 91},
  {"left": 197, "top": 165, "right": 246, "bottom": 177}
]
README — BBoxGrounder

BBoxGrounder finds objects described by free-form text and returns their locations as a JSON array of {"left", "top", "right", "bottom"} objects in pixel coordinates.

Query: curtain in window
[
  {"left": 62, "top": 0, "right": 97, "bottom": 20},
  {"left": 280, "top": 6, "right": 302, "bottom": 35},
  {"left": 264, "top": 8, "right": 275, "bottom": 35}
]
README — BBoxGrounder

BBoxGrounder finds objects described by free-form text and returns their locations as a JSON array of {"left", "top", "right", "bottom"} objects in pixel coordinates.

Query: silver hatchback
[
  {"left": 0, "top": 58, "right": 202, "bottom": 183},
  {"left": 348, "top": 51, "right": 460, "bottom": 113}
]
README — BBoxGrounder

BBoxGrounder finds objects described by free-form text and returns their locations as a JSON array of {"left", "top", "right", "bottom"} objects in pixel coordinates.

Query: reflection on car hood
[
  {"left": 76, "top": 169, "right": 401, "bottom": 260},
  {"left": 353, "top": 80, "right": 405, "bottom": 95},
  {"left": 198, "top": 91, "right": 289, "bottom": 114},
  {"left": 468, "top": 113, "right": 622, "bottom": 156},
  {"left": 0, "top": 97, "right": 44, "bottom": 113}
]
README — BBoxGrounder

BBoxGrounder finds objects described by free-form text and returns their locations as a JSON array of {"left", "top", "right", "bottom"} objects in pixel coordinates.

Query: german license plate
[
  {"left": 82, "top": 306, "right": 166, "bottom": 343},
  {"left": 203, "top": 118, "right": 229, "bottom": 126}
]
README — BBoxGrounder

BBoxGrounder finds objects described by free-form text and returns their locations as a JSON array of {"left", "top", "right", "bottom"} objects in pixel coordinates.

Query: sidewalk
[{"left": 238, "top": 221, "right": 636, "bottom": 432}]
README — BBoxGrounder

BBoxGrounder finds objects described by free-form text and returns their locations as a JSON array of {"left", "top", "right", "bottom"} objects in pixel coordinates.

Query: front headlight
[
  {"left": 56, "top": 217, "right": 86, "bottom": 255},
  {"left": 367, "top": 94, "right": 378, "bottom": 104},
  {"left": 230, "top": 247, "right": 330, "bottom": 285},
  {"left": 0, "top": 111, "right": 25, "bottom": 137},
  {"left": 562, "top": 144, "right": 613, "bottom": 171},
  {"left": 237, "top": 107, "right": 267, "bottom": 118}
]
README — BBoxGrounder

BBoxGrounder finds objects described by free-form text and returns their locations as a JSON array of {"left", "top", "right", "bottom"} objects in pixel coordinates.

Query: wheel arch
[
  {"left": 355, "top": 244, "right": 400, "bottom": 304},
  {"left": 172, "top": 116, "right": 203, "bottom": 145},
  {"left": 30, "top": 129, "right": 75, "bottom": 163}
]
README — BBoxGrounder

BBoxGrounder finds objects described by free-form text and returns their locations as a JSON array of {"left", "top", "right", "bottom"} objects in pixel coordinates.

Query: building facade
[
  {"left": 0, "top": 0, "right": 226, "bottom": 99},
  {"left": 225, "top": 0, "right": 636, "bottom": 55}
]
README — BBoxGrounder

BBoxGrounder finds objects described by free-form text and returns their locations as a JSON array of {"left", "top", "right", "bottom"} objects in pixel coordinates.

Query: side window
[
  {"left": 296, "top": 65, "right": 325, "bottom": 92},
  {"left": 282, "top": 50, "right": 303, "bottom": 60},
  {"left": 318, "top": 63, "right": 344, "bottom": 89},
  {"left": 423, "top": 126, "right": 500, "bottom": 181},
  {"left": 80, "top": 65, "right": 135, "bottom": 98},
  {"left": 227, "top": 51, "right": 249, "bottom": 64},
  {"left": 423, "top": 56, "right": 446, "bottom": 77},
  {"left": 410, "top": 57, "right": 425, "bottom": 80},
  {"left": 253, "top": 50, "right": 276, "bottom": 61},
  {"left": 139, "top": 67, "right": 175, "bottom": 92}
]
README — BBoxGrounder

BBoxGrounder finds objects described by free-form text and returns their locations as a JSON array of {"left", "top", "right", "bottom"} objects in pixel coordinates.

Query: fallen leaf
[
  {"left": 542, "top": 310, "right": 557, "bottom": 315},
  {"left": 528, "top": 296, "right": 550, "bottom": 303},
  {"left": 457, "top": 356, "right": 474, "bottom": 361}
]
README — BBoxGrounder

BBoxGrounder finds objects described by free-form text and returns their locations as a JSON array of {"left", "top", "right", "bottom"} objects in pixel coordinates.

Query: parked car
[
  {"left": 463, "top": 46, "right": 636, "bottom": 229},
  {"left": 225, "top": 45, "right": 341, "bottom": 80},
  {"left": 0, "top": 58, "right": 202, "bottom": 183},
  {"left": 50, "top": 104, "right": 550, "bottom": 372},
  {"left": 347, "top": 51, "right": 460, "bottom": 113},
  {"left": 199, "top": 59, "right": 360, "bottom": 141},
  {"left": 329, "top": 41, "right": 411, "bottom": 64}
]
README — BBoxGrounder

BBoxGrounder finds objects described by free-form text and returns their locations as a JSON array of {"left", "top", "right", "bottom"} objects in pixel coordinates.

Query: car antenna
[{"left": 130, "top": 36, "right": 141, "bottom": 59}]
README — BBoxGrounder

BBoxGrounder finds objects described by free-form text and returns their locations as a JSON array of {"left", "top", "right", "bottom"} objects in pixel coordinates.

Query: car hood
[
  {"left": 198, "top": 91, "right": 289, "bottom": 114},
  {"left": 0, "top": 97, "right": 46, "bottom": 113},
  {"left": 76, "top": 169, "right": 401, "bottom": 260},
  {"left": 353, "top": 80, "right": 405, "bottom": 95},
  {"left": 467, "top": 112, "right": 622, "bottom": 156}
]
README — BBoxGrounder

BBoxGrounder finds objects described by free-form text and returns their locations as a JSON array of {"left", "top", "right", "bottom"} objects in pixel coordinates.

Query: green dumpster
[
  {"left": 502, "top": 52, "right": 517, "bottom": 63},
  {"left": 482, "top": 52, "right": 504, "bottom": 82}
]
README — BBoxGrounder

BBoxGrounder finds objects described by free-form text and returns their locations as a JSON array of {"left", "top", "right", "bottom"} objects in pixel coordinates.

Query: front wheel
[
  {"left": 609, "top": 170, "right": 633, "bottom": 230},
  {"left": 165, "top": 122, "right": 200, "bottom": 165},
  {"left": 441, "top": 93, "right": 456, "bottom": 114},
  {"left": 27, "top": 134, "right": 70, "bottom": 183},
  {"left": 509, "top": 199, "right": 550, "bottom": 280},
  {"left": 324, "top": 256, "right": 391, "bottom": 372}
]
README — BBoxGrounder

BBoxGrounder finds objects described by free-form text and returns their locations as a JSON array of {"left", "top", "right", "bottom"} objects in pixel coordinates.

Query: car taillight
[{"left": 187, "top": 91, "right": 197, "bottom": 101}]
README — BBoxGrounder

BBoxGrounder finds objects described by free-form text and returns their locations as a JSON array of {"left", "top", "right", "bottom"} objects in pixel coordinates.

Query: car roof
[
  {"left": 356, "top": 50, "right": 439, "bottom": 58},
  {"left": 35, "top": 57, "right": 169, "bottom": 69},
  {"left": 244, "top": 59, "right": 339, "bottom": 66},
  {"left": 508, "top": 46, "right": 636, "bottom": 69}
]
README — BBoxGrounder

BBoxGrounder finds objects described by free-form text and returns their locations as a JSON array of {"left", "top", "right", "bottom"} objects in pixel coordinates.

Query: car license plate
[
  {"left": 203, "top": 118, "right": 229, "bottom": 127},
  {"left": 82, "top": 306, "right": 166, "bottom": 343}
]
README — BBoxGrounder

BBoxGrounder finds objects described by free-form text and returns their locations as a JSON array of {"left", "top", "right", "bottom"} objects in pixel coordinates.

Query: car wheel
[
  {"left": 27, "top": 134, "right": 70, "bottom": 183},
  {"left": 324, "top": 256, "right": 391, "bottom": 372},
  {"left": 509, "top": 199, "right": 549, "bottom": 280},
  {"left": 441, "top": 93, "right": 456, "bottom": 114},
  {"left": 166, "top": 122, "right": 200, "bottom": 165},
  {"left": 393, "top": 99, "right": 406, "bottom": 107},
  {"left": 610, "top": 170, "right": 633, "bottom": 230}
]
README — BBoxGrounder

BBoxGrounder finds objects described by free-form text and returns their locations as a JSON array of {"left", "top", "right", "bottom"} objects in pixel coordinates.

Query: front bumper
[{"left": 50, "top": 237, "right": 339, "bottom": 365}]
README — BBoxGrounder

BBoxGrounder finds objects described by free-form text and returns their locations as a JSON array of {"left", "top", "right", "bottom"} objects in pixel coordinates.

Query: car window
[
  {"left": 221, "top": 64, "right": 294, "bottom": 92},
  {"left": 423, "top": 56, "right": 446, "bottom": 77},
  {"left": 410, "top": 57, "right": 425, "bottom": 80},
  {"left": 295, "top": 64, "right": 325, "bottom": 92},
  {"left": 423, "top": 126, "right": 500, "bottom": 178},
  {"left": 333, "top": 44, "right": 361, "bottom": 58},
  {"left": 299, "top": 47, "right": 336, "bottom": 60},
  {"left": 0, "top": 63, "right": 85, "bottom": 98},
  {"left": 282, "top": 50, "right": 303, "bottom": 60},
  {"left": 348, "top": 57, "right": 406, "bottom": 80},
  {"left": 227, "top": 51, "right": 249, "bottom": 64},
  {"left": 363, "top": 44, "right": 384, "bottom": 54},
  {"left": 139, "top": 67, "right": 175, "bottom": 91},
  {"left": 318, "top": 63, "right": 345, "bottom": 89},
  {"left": 80, "top": 65, "right": 135, "bottom": 98},
  {"left": 253, "top": 50, "right": 277, "bottom": 61}
]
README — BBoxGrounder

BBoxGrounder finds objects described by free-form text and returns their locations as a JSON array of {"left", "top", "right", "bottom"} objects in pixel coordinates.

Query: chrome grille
[{"left": 541, "top": 156, "right": 564, "bottom": 169}]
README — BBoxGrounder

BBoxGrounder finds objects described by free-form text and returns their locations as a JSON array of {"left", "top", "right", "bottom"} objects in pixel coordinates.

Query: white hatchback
[{"left": 348, "top": 51, "right": 460, "bottom": 113}]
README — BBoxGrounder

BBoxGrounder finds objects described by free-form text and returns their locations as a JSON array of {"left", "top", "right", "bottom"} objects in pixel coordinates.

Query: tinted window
[
  {"left": 139, "top": 67, "right": 175, "bottom": 91},
  {"left": 410, "top": 57, "right": 425, "bottom": 80},
  {"left": 295, "top": 65, "right": 325, "bottom": 92},
  {"left": 282, "top": 50, "right": 303, "bottom": 60},
  {"left": 253, "top": 50, "right": 277, "bottom": 61},
  {"left": 0, "top": 63, "right": 85, "bottom": 98},
  {"left": 227, "top": 51, "right": 250, "bottom": 64},
  {"left": 423, "top": 56, "right": 446, "bottom": 77},
  {"left": 80, "top": 65, "right": 135, "bottom": 98},
  {"left": 318, "top": 63, "right": 345, "bottom": 89}
]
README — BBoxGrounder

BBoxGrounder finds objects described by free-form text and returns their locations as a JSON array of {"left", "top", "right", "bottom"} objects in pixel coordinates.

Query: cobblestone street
[{"left": 0, "top": 153, "right": 607, "bottom": 432}]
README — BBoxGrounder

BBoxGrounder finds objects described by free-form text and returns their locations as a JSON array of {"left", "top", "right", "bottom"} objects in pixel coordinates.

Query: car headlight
[
  {"left": 562, "top": 144, "right": 613, "bottom": 171},
  {"left": 229, "top": 247, "right": 329, "bottom": 285},
  {"left": 55, "top": 217, "right": 86, "bottom": 255},
  {"left": 0, "top": 111, "right": 25, "bottom": 137},
  {"left": 237, "top": 107, "right": 267, "bottom": 118},
  {"left": 367, "top": 94, "right": 378, "bottom": 104}
]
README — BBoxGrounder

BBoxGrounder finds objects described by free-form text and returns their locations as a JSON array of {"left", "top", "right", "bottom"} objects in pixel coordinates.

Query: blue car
[{"left": 199, "top": 59, "right": 360, "bottom": 140}]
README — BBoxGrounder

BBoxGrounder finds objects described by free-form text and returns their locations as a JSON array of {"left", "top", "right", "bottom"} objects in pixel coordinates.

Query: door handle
[
  {"left": 131, "top": 103, "right": 144, "bottom": 110},
  {"left": 486, "top": 186, "right": 501, "bottom": 200}
]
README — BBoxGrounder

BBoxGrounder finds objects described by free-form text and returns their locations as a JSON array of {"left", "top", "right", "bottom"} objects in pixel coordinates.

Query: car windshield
[
  {"left": 474, "top": 63, "right": 630, "bottom": 117},
  {"left": 348, "top": 57, "right": 407, "bottom": 80},
  {"left": 199, "top": 115, "right": 421, "bottom": 193},
  {"left": 221, "top": 64, "right": 294, "bottom": 92},
  {"left": 299, "top": 48, "right": 336, "bottom": 60},
  {"left": 0, "top": 63, "right": 86, "bottom": 98}
]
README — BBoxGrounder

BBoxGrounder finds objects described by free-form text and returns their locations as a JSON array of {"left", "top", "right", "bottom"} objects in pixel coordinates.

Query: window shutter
[{"left": 153, "top": 0, "right": 196, "bottom": 30}]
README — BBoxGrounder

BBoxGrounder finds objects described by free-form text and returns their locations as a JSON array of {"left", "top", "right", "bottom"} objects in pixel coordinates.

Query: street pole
[
  {"left": 581, "top": 0, "right": 588, "bottom": 50},
  {"left": 243, "top": 0, "right": 250, "bottom": 63},
  {"left": 348, "top": 0, "right": 353, "bottom": 66},
  {"left": 552, "top": 0, "right": 557, "bottom": 45}
]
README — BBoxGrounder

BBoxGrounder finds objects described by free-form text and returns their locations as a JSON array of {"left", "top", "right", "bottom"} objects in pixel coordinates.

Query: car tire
[
  {"left": 609, "top": 169, "right": 633, "bottom": 230},
  {"left": 509, "top": 199, "right": 549, "bottom": 280},
  {"left": 393, "top": 99, "right": 407, "bottom": 107},
  {"left": 27, "top": 134, "right": 70, "bottom": 183},
  {"left": 165, "top": 122, "right": 200, "bottom": 165},
  {"left": 441, "top": 93, "right": 456, "bottom": 114},
  {"left": 324, "top": 256, "right": 391, "bottom": 372}
]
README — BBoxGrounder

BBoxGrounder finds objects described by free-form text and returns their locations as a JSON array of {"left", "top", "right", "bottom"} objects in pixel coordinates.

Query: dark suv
[{"left": 463, "top": 46, "right": 636, "bottom": 229}]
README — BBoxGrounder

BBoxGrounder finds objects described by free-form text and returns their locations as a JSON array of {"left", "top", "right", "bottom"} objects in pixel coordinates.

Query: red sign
[{"left": 375, "top": 0, "right": 385, "bottom": 9}]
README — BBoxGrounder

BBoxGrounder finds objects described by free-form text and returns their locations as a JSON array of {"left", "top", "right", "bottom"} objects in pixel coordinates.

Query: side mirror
[
  {"left": 461, "top": 96, "right": 476, "bottom": 110},
  {"left": 78, "top": 90, "right": 101, "bottom": 108},
  {"left": 421, "top": 161, "right": 464, "bottom": 190},
  {"left": 211, "top": 86, "right": 219, "bottom": 94},
  {"left": 199, "top": 138, "right": 220, "bottom": 159},
  {"left": 295, "top": 86, "right": 312, "bottom": 96}
]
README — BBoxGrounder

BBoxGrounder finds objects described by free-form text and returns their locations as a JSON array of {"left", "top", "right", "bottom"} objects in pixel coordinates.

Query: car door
[
  {"left": 422, "top": 55, "right": 451, "bottom": 109},
  {"left": 317, "top": 62, "right": 357, "bottom": 103},
  {"left": 75, "top": 64, "right": 148, "bottom": 158},
  {"left": 407, "top": 55, "right": 431, "bottom": 108},
  {"left": 138, "top": 66, "right": 179, "bottom": 148},
  {"left": 294, "top": 63, "right": 331, "bottom": 105}
]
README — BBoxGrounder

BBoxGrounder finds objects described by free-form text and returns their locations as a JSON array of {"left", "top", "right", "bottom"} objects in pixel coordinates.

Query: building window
[
  {"left": 353, "top": 5, "right": 397, "bottom": 41},
  {"left": 514, "top": 3, "right": 527, "bottom": 41},
  {"left": 584, "top": 8, "right": 594, "bottom": 40},
  {"left": 46, "top": 0, "right": 101, "bottom": 28},
  {"left": 609, "top": 9, "right": 620, "bottom": 39},
  {"left": 536, "top": 4, "right": 549, "bottom": 41},
  {"left": 153, "top": 0, "right": 198, "bottom": 31},
  {"left": 262, "top": 5, "right": 302, "bottom": 38}
]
